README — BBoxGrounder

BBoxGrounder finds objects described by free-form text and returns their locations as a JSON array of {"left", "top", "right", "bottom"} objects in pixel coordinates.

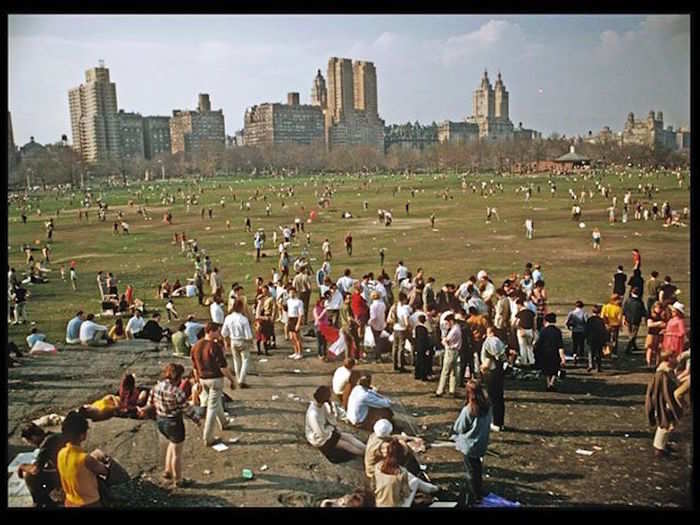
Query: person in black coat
[
  {"left": 622, "top": 288, "right": 647, "bottom": 354},
  {"left": 612, "top": 266, "right": 627, "bottom": 297},
  {"left": 627, "top": 268, "right": 644, "bottom": 298},
  {"left": 534, "top": 313, "right": 566, "bottom": 391},
  {"left": 456, "top": 313, "right": 475, "bottom": 388},
  {"left": 413, "top": 315, "right": 432, "bottom": 381},
  {"left": 584, "top": 304, "right": 608, "bottom": 372}
]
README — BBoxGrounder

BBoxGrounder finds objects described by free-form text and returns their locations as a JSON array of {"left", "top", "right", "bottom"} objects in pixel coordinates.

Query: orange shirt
[{"left": 57, "top": 443, "right": 100, "bottom": 507}]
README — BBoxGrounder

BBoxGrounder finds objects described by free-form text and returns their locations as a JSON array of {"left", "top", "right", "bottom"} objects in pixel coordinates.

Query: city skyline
[{"left": 9, "top": 14, "right": 690, "bottom": 146}]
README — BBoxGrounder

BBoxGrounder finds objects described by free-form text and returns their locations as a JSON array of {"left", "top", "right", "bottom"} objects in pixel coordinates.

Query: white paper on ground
[
  {"left": 212, "top": 443, "right": 229, "bottom": 452},
  {"left": 429, "top": 441, "right": 456, "bottom": 448},
  {"left": 429, "top": 501, "right": 458, "bottom": 508},
  {"left": 259, "top": 359, "right": 268, "bottom": 363},
  {"left": 575, "top": 449, "right": 594, "bottom": 456},
  {"left": 293, "top": 369, "right": 301, "bottom": 374}
]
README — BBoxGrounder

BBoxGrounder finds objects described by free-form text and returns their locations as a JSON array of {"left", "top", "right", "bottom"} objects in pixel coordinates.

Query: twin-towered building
[
  {"left": 68, "top": 63, "right": 224, "bottom": 162},
  {"left": 243, "top": 57, "right": 385, "bottom": 153}
]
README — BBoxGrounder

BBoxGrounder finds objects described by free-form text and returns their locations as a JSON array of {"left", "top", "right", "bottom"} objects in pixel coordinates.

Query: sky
[{"left": 8, "top": 14, "right": 690, "bottom": 146}]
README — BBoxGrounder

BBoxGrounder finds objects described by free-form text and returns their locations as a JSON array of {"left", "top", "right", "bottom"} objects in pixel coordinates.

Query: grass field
[{"left": 7, "top": 168, "right": 690, "bottom": 346}]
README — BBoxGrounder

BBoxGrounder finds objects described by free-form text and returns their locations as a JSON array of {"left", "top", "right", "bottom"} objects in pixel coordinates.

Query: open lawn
[{"left": 7, "top": 168, "right": 692, "bottom": 508}]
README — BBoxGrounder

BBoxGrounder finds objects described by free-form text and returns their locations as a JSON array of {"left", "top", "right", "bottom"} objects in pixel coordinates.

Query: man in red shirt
[{"left": 191, "top": 322, "right": 237, "bottom": 447}]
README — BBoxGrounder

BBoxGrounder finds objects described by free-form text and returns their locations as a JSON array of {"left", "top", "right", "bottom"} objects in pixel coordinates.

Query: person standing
[
  {"left": 612, "top": 266, "right": 627, "bottom": 297},
  {"left": 391, "top": 292, "right": 411, "bottom": 374},
  {"left": 584, "top": 305, "right": 607, "bottom": 373},
  {"left": 456, "top": 313, "right": 475, "bottom": 388},
  {"left": 322, "top": 239, "right": 332, "bottom": 261},
  {"left": 601, "top": 294, "right": 623, "bottom": 357},
  {"left": 645, "top": 301, "right": 668, "bottom": 369},
  {"left": 524, "top": 218, "right": 534, "bottom": 240},
  {"left": 565, "top": 301, "right": 588, "bottom": 364},
  {"left": 627, "top": 268, "right": 644, "bottom": 299},
  {"left": 209, "top": 268, "right": 222, "bottom": 298},
  {"left": 287, "top": 287, "right": 305, "bottom": 360},
  {"left": 190, "top": 322, "right": 236, "bottom": 447},
  {"left": 646, "top": 271, "right": 662, "bottom": 314},
  {"left": 453, "top": 380, "right": 492, "bottom": 507},
  {"left": 222, "top": 299, "right": 254, "bottom": 389},
  {"left": 413, "top": 314, "right": 432, "bottom": 381},
  {"left": 345, "top": 232, "right": 353, "bottom": 256},
  {"left": 292, "top": 269, "right": 313, "bottom": 325},
  {"left": 435, "top": 313, "right": 461, "bottom": 398},
  {"left": 513, "top": 297, "right": 535, "bottom": 365},
  {"left": 480, "top": 325, "right": 506, "bottom": 432},
  {"left": 592, "top": 227, "right": 601, "bottom": 250},
  {"left": 661, "top": 302, "right": 687, "bottom": 357},
  {"left": 645, "top": 351, "right": 683, "bottom": 458},
  {"left": 622, "top": 288, "right": 647, "bottom": 354},
  {"left": 534, "top": 313, "right": 566, "bottom": 392},
  {"left": 146, "top": 363, "right": 192, "bottom": 487},
  {"left": 531, "top": 280, "right": 548, "bottom": 332},
  {"left": 368, "top": 291, "right": 387, "bottom": 363},
  {"left": 96, "top": 271, "right": 106, "bottom": 300}
]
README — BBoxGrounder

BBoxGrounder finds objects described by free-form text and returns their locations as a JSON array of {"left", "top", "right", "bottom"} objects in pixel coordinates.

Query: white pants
[
  {"left": 200, "top": 377, "right": 227, "bottom": 445},
  {"left": 517, "top": 329, "right": 535, "bottom": 365},
  {"left": 232, "top": 340, "right": 251, "bottom": 385},
  {"left": 400, "top": 471, "right": 439, "bottom": 507}
]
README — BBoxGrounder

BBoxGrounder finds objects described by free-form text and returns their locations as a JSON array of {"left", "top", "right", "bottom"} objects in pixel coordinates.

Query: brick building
[
  {"left": 117, "top": 110, "right": 145, "bottom": 159},
  {"left": 170, "top": 94, "right": 225, "bottom": 157},
  {"left": 437, "top": 120, "right": 480, "bottom": 144},
  {"left": 142, "top": 116, "right": 171, "bottom": 159},
  {"left": 243, "top": 92, "right": 324, "bottom": 147}
]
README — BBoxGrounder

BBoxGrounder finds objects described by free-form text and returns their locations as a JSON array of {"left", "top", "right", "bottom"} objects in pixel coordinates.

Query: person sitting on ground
[
  {"left": 125, "top": 309, "right": 145, "bottom": 339},
  {"left": 56, "top": 410, "right": 110, "bottom": 507},
  {"left": 184, "top": 315, "right": 206, "bottom": 347},
  {"left": 79, "top": 373, "right": 149, "bottom": 421},
  {"left": 79, "top": 314, "right": 111, "bottom": 347},
  {"left": 171, "top": 324, "right": 190, "bottom": 357},
  {"left": 65, "top": 311, "right": 84, "bottom": 345},
  {"left": 26, "top": 327, "right": 47, "bottom": 350},
  {"left": 373, "top": 438, "right": 438, "bottom": 507},
  {"left": 346, "top": 374, "right": 394, "bottom": 431},
  {"left": 108, "top": 318, "right": 127, "bottom": 341},
  {"left": 364, "top": 419, "right": 425, "bottom": 489},
  {"left": 135, "top": 313, "right": 170, "bottom": 342},
  {"left": 331, "top": 358, "right": 356, "bottom": 403},
  {"left": 17, "top": 422, "right": 69, "bottom": 507},
  {"left": 305, "top": 386, "right": 366, "bottom": 463}
]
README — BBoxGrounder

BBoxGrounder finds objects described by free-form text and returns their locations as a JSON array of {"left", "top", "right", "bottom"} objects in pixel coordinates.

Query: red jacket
[{"left": 351, "top": 292, "right": 369, "bottom": 321}]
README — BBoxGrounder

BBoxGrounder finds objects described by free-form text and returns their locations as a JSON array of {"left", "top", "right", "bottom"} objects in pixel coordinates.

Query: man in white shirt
[
  {"left": 394, "top": 261, "right": 409, "bottom": 285},
  {"left": 125, "top": 310, "right": 145, "bottom": 339},
  {"left": 325, "top": 284, "right": 343, "bottom": 328},
  {"left": 336, "top": 269, "right": 355, "bottom": 297},
  {"left": 332, "top": 358, "right": 356, "bottom": 400},
  {"left": 222, "top": 298, "right": 254, "bottom": 388},
  {"left": 79, "top": 314, "right": 109, "bottom": 346},
  {"left": 435, "top": 313, "right": 461, "bottom": 397},
  {"left": 391, "top": 292, "right": 412, "bottom": 373},
  {"left": 322, "top": 239, "right": 332, "bottom": 261},
  {"left": 368, "top": 291, "right": 387, "bottom": 363},
  {"left": 210, "top": 296, "right": 225, "bottom": 324},
  {"left": 346, "top": 375, "right": 394, "bottom": 432}
]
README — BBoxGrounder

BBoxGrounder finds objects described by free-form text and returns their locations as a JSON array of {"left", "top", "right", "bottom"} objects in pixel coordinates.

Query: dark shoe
[
  {"left": 239, "top": 383, "right": 251, "bottom": 389},
  {"left": 432, "top": 393, "right": 443, "bottom": 398},
  {"left": 586, "top": 367, "right": 593, "bottom": 372}
]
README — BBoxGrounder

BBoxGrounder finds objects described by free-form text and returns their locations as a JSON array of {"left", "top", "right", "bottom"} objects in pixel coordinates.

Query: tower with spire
[{"left": 468, "top": 68, "right": 514, "bottom": 140}]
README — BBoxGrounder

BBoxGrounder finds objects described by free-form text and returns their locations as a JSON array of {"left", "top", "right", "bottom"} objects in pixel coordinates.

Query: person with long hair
[
  {"left": 147, "top": 363, "right": 192, "bottom": 487},
  {"left": 287, "top": 286, "right": 305, "bottom": 359},
  {"left": 373, "top": 437, "right": 438, "bottom": 507},
  {"left": 453, "top": 380, "right": 492, "bottom": 507},
  {"left": 305, "top": 386, "right": 366, "bottom": 462},
  {"left": 108, "top": 318, "right": 126, "bottom": 341},
  {"left": 645, "top": 301, "right": 668, "bottom": 369},
  {"left": 480, "top": 325, "right": 506, "bottom": 432},
  {"left": 662, "top": 302, "right": 687, "bottom": 356}
]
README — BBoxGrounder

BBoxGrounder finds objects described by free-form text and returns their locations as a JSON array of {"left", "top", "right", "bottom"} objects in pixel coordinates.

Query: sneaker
[
  {"left": 490, "top": 424, "right": 502, "bottom": 432},
  {"left": 288, "top": 353, "right": 297, "bottom": 359},
  {"left": 294, "top": 354, "right": 303, "bottom": 360}
]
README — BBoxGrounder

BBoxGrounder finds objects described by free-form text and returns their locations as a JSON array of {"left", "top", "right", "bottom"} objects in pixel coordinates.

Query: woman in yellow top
[
  {"left": 601, "top": 294, "right": 623, "bottom": 357},
  {"left": 108, "top": 318, "right": 126, "bottom": 341},
  {"left": 57, "top": 410, "right": 110, "bottom": 508}
]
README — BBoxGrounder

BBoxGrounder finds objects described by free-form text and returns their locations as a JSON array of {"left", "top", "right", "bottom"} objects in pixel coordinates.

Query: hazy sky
[{"left": 8, "top": 14, "right": 690, "bottom": 146}]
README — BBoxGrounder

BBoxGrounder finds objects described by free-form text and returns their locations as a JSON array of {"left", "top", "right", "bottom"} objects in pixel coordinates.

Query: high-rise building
[
  {"left": 118, "top": 110, "right": 145, "bottom": 159},
  {"left": 170, "top": 93, "right": 226, "bottom": 157},
  {"left": 310, "top": 69, "right": 327, "bottom": 110},
  {"left": 244, "top": 92, "right": 324, "bottom": 147},
  {"left": 467, "top": 70, "right": 514, "bottom": 141},
  {"left": 324, "top": 57, "right": 385, "bottom": 153},
  {"left": 68, "top": 63, "right": 121, "bottom": 162},
  {"left": 622, "top": 111, "right": 681, "bottom": 150},
  {"left": 142, "top": 116, "right": 172, "bottom": 159}
]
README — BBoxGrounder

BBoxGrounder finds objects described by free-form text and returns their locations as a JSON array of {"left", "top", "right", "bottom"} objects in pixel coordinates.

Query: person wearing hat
[
  {"left": 364, "top": 419, "right": 424, "bottom": 488},
  {"left": 661, "top": 302, "right": 687, "bottom": 356},
  {"left": 534, "top": 313, "right": 566, "bottom": 392},
  {"left": 645, "top": 351, "right": 683, "bottom": 458},
  {"left": 601, "top": 294, "right": 623, "bottom": 357}
]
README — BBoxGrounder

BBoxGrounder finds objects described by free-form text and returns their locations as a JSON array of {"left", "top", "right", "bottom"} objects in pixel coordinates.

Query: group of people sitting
[{"left": 65, "top": 310, "right": 172, "bottom": 347}]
